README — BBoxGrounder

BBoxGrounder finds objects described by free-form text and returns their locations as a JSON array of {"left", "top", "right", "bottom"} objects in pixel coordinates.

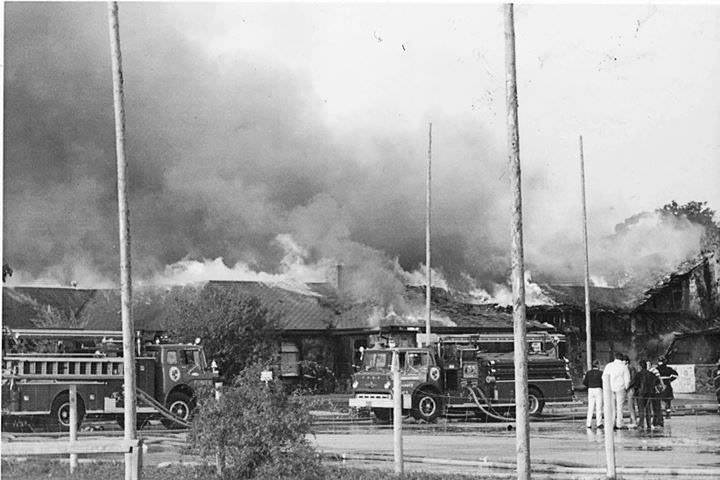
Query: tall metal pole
[
  {"left": 580, "top": 135, "right": 592, "bottom": 371},
  {"left": 504, "top": 4, "right": 530, "bottom": 479},
  {"left": 425, "top": 122, "right": 432, "bottom": 346},
  {"left": 392, "top": 350, "right": 404, "bottom": 475},
  {"left": 107, "top": 3, "right": 139, "bottom": 479}
]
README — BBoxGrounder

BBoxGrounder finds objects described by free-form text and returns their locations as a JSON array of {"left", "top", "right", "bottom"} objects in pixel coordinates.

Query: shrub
[
  {"left": 299, "top": 360, "right": 337, "bottom": 394},
  {"left": 190, "top": 363, "right": 324, "bottom": 480},
  {"left": 163, "top": 286, "right": 278, "bottom": 382}
]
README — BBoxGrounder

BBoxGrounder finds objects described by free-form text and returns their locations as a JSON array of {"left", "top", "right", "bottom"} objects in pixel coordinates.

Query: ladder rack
[{"left": 3, "top": 355, "right": 125, "bottom": 380}]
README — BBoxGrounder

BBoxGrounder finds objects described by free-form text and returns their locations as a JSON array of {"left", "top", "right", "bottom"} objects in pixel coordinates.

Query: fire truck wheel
[
  {"left": 528, "top": 387, "right": 545, "bottom": 416},
  {"left": 412, "top": 391, "right": 439, "bottom": 423},
  {"left": 372, "top": 408, "right": 393, "bottom": 424},
  {"left": 49, "top": 393, "right": 85, "bottom": 432},
  {"left": 161, "top": 392, "right": 194, "bottom": 429}
]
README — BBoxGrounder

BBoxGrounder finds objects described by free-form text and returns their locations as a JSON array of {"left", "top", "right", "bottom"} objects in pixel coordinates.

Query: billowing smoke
[{"left": 3, "top": 3, "right": 709, "bottom": 299}]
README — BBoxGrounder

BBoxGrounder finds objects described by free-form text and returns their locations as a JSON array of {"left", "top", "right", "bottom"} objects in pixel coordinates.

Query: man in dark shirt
[
  {"left": 629, "top": 359, "right": 660, "bottom": 430},
  {"left": 657, "top": 357, "right": 678, "bottom": 417},
  {"left": 583, "top": 360, "right": 603, "bottom": 428}
]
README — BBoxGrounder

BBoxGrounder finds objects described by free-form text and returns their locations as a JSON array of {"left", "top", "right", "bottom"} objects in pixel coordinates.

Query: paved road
[{"left": 311, "top": 414, "right": 720, "bottom": 471}]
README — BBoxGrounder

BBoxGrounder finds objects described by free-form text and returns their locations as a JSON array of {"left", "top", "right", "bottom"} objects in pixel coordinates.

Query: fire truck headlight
[
  {"left": 23, "top": 395, "right": 30, "bottom": 402},
  {"left": 352, "top": 380, "right": 359, "bottom": 389},
  {"left": 485, "top": 376, "right": 496, "bottom": 383},
  {"left": 384, "top": 381, "right": 391, "bottom": 389}
]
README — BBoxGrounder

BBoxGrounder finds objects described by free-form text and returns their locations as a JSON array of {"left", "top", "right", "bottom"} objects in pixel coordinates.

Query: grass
[{"left": 1, "top": 459, "right": 483, "bottom": 480}]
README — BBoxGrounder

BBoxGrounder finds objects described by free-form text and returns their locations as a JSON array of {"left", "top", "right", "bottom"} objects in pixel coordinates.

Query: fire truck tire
[
  {"left": 412, "top": 391, "right": 440, "bottom": 423},
  {"left": 49, "top": 393, "right": 85, "bottom": 432},
  {"left": 528, "top": 387, "right": 545, "bottom": 416},
  {"left": 372, "top": 408, "right": 393, "bottom": 424},
  {"left": 161, "top": 392, "right": 194, "bottom": 429}
]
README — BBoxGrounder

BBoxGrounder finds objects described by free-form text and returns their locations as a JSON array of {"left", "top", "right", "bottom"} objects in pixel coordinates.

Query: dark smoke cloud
[{"left": 3, "top": 3, "right": 704, "bottom": 293}]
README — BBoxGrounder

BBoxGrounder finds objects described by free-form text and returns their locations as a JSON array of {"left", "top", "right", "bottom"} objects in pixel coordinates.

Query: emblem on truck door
[{"left": 169, "top": 366, "right": 181, "bottom": 382}]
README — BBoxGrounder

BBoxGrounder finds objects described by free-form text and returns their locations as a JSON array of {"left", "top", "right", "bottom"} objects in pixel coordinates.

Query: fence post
[
  {"left": 69, "top": 384, "right": 78, "bottom": 474},
  {"left": 392, "top": 350, "right": 403, "bottom": 476}
]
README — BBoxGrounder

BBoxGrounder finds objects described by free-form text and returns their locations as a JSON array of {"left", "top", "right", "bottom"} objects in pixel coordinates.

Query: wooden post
[
  {"left": 107, "top": 3, "right": 140, "bottom": 480},
  {"left": 392, "top": 350, "right": 403, "bottom": 476},
  {"left": 69, "top": 384, "right": 78, "bottom": 474},
  {"left": 580, "top": 135, "right": 592, "bottom": 371},
  {"left": 602, "top": 373, "right": 617, "bottom": 479},
  {"left": 425, "top": 122, "right": 433, "bottom": 346},
  {"left": 504, "top": 4, "right": 530, "bottom": 479}
]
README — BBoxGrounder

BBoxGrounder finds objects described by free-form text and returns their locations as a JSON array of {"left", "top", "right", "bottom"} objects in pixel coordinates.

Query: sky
[{"left": 3, "top": 2, "right": 719, "bottom": 295}]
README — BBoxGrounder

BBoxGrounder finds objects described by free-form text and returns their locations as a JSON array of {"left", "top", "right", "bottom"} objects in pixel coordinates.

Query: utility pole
[
  {"left": 392, "top": 350, "right": 403, "bottom": 475},
  {"left": 107, "top": 3, "right": 139, "bottom": 479},
  {"left": 579, "top": 135, "right": 592, "bottom": 371},
  {"left": 504, "top": 4, "right": 530, "bottom": 480},
  {"left": 425, "top": 122, "right": 432, "bottom": 347}
]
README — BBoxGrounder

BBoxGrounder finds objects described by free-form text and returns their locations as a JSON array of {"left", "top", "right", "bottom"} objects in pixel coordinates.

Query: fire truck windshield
[
  {"left": 362, "top": 351, "right": 392, "bottom": 371},
  {"left": 361, "top": 350, "right": 431, "bottom": 372}
]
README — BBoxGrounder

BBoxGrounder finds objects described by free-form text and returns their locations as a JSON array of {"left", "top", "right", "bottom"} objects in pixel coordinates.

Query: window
[
  {"left": 180, "top": 349, "right": 201, "bottom": 366},
  {"left": 280, "top": 342, "right": 300, "bottom": 377},
  {"left": 166, "top": 350, "right": 177, "bottom": 365},
  {"left": 404, "top": 352, "right": 428, "bottom": 372}
]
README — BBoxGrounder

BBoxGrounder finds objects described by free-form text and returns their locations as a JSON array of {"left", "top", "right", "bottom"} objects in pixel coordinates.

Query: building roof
[
  {"left": 2, "top": 281, "right": 336, "bottom": 333},
  {"left": 335, "top": 286, "right": 552, "bottom": 333},
  {"left": 536, "top": 284, "right": 637, "bottom": 312}
]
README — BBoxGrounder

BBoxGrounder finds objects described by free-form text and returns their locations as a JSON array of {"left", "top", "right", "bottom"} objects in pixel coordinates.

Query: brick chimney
[{"left": 336, "top": 264, "right": 344, "bottom": 293}]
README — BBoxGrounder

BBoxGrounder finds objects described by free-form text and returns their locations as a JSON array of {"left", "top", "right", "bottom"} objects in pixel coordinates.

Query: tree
[
  {"left": 191, "top": 363, "right": 323, "bottom": 480},
  {"left": 163, "top": 286, "right": 278, "bottom": 382},
  {"left": 658, "top": 200, "right": 720, "bottom": 251}
]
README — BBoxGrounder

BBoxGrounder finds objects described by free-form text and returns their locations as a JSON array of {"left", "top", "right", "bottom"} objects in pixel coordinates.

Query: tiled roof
[
  {"left": 336, "top": 286, "right": 550, "bottom": 332},
  {"left": 3, "top": 282, "right": 336, "bottom": 333},
  {"left": 205, "top": 281, "right": 335, "bottom": 331},
  {"left": 536, "top": 284, "right": 638, "bottom": 312}
]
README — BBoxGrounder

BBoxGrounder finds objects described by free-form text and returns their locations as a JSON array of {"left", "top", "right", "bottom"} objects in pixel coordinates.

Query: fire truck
[
  {"left": 1, "top": 328, "right": 220, "bottom": 431},
  {"left": 349, "top": 332, "right": 575, "bottom": 423}
]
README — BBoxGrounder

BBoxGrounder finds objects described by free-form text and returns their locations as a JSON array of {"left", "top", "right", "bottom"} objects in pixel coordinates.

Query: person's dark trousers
[
  {"left": 651, "top": 396, "right": 664, "bottom": 426},
  {"left": 636, "top": 396, "right": 652, "bottom": 429},
  {"left": 663, "top": 399, "right": 672, "bottom": 418}
]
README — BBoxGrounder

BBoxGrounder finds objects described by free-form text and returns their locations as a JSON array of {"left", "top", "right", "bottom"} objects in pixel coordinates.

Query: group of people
[{"left": 583, "top": 353, "right": 678, "bottom": 431}]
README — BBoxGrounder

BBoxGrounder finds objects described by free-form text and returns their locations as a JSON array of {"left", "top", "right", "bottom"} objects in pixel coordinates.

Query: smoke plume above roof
[{"left": 3, "top": 3, "right": 708, "bottom": 294}]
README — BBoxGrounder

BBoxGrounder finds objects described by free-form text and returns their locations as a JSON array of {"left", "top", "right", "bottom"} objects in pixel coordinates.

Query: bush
[
  {"left": 299, "top": 360, "right": 337, "bottom": 394},
  {"left": 190, "top": 363, "right": 324, "bottom": 480},
  {"left": 164, "top": 286, "right": 278, "bottom": 382}
]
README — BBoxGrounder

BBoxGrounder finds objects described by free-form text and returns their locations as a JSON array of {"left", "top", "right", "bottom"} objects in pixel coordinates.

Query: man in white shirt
[{"left": 602, "top": 352, "right": 631, "bottom": 429}]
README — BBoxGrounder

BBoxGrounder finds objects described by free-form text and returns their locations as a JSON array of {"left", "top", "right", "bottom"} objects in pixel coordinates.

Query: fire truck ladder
[{"left": 3, "top": 354, "right": 126, "bottom": 379}]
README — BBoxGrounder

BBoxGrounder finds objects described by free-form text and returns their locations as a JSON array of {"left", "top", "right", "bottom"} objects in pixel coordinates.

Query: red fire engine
[{"left": 1, "top": 328, "right": 220, "bottom": 431}]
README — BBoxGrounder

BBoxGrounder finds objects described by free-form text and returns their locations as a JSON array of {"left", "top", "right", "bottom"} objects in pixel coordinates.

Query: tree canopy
[{"left": 163, "top": 286, "right": 278, "bottom": 382}]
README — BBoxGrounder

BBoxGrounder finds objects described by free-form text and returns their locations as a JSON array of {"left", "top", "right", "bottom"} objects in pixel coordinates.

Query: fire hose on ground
[{"left": 136, "top": 388, "right": 192, "bottom": 429}]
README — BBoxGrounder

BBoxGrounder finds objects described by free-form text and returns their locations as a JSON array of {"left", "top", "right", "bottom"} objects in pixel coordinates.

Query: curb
[{"left": 321, "top": 451, "right": 720, "bottom": 477}]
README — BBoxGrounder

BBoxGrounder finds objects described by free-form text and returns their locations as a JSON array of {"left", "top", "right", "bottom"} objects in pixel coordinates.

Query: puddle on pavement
[{"left": 624, "top": 445, "right": 674, "bottom": 452}]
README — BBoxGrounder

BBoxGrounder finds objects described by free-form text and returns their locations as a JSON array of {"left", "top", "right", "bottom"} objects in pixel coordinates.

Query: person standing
[
  {"left": 656, "top": 357, "right": 678, "bottom": 418},
  {"left": 648, "top": 360, "right": 664, "bottom": 428},
  {"left": 583, "top": 360, "right": 603, "bottom": 429},
  {"left": 624, "top": 357, "right": 638, "bottom": 428},
  {"left": 631, "top": 360, "right": 660, "bottom": 431},
  {"left": 603, "top": 352, "right": 631, "bottom": 430}
]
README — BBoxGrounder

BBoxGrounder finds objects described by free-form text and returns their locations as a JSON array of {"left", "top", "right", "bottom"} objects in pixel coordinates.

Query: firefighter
[{"left": 656, "top": 357, "right": 678, "bottom": 418}]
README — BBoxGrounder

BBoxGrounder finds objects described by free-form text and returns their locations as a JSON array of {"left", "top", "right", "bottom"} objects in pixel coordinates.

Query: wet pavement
[{"left": 311, "top": 414, "right": 720, "bottom": 470}]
